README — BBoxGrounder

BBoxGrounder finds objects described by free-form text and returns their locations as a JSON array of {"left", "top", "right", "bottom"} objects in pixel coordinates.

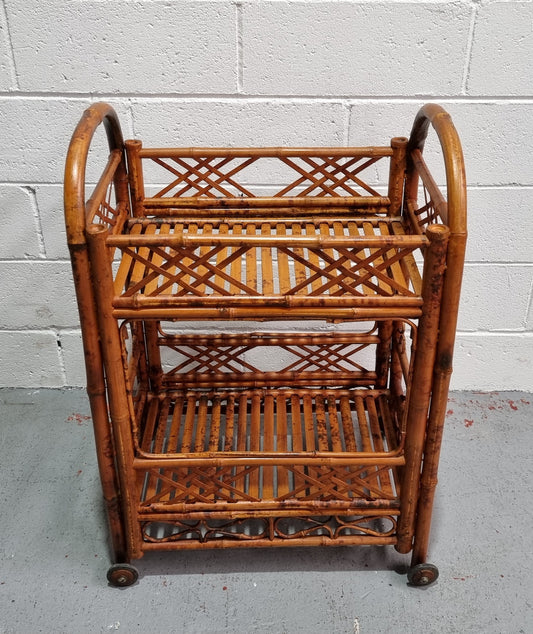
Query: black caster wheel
[
  {"left": 107, "top": 563, "right": 139, "bottom": 587},
  {"left": 407, "top": 563, "right": 439, "bottom": 587}
]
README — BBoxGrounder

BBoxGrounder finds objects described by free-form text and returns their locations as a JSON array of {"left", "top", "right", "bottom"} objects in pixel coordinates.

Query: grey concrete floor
[{"left": 0, "top": 388, "right": 532, "bottom": 634}]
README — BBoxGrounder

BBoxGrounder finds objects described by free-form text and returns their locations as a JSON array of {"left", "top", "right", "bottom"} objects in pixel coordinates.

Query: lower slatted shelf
[{"left": 134, "top": 388, "right": 404, "bottom": 511}]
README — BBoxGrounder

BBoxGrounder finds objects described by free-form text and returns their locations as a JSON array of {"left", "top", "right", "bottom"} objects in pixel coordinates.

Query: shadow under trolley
[{"left": 64, "top": 102, "right": 466, "bottom": 587}]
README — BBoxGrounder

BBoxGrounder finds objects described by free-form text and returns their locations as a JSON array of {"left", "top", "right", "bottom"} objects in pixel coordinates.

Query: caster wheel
[
  {"left": 107, "top": 563, "right": 139, "bottom": 587},
  {"left": 407, "top": 563, "right": 439, "bottom": 587}
]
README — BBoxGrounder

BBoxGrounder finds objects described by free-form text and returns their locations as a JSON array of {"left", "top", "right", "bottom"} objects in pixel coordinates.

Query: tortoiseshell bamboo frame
[{"left": 64, "top": 103, "right": 466, "bottom": 584}]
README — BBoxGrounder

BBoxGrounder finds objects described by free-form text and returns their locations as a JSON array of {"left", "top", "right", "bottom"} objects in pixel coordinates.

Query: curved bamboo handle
[
  {"left": 408, "top": 104, "right": 467, "bottom": 235},
  {"left": 64, "top": 102, "right": 126, "bottom": 245}
]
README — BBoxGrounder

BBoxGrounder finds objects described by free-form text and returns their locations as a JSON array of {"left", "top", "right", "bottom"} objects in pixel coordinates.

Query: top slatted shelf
[{"left": 107, "top": 215, "right": 426, "bottom": 320}]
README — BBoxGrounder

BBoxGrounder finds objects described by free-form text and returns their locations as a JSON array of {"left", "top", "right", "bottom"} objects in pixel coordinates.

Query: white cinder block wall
[{"left": 0, "top": 0, "right": 532, "bottom": 390}]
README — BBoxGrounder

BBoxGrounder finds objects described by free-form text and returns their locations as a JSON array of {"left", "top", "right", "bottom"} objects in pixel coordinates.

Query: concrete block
[
  {"left": 0, "top": 330, "right": 64, "bottom": 387},
  {"left": 452, "top": 334, "right": 533, "bottom": 391},
  {"left": 242, "top": 3, "right": 471, "bottom": 96},
  {"left": 132, "top": 100, "right": 346, "bottom": 184},
  {"left": 35, "top": 185, "right": 68, "bottom": 259},
  {"left": 468, "top": 3, "right": 533, "bottom": 96},
  {"left": 59, "top": 330, "right": 86, "bottom": 387},
  {"left": 349, "top": 101, "right": 533, "bottom": 187},
  {"left": 447, "top": 102, "right": 533, "bottom": 186},
  {"left": 6, "top": 1, "right": 236, "bottom": 93},
  {"left": 0, "top": 99, "right": 131, "bottom": 183},
  {"left": 0, "top": 98, "right": 89, "bottom": 183},
  {"left": 0, "top": 262, "right": 78, "bottom": 329},
  {"left": 458, "top": 265, "right": 532, "bottom": 332},
  {"left": 0, "top": 186, "right": 41, "bottom": 258},
  {"left": 465, "top": 188, "right": 533, "bottom": 263},
  {"left": 132, "top": 100, "right": 346, "bottom": 147}
]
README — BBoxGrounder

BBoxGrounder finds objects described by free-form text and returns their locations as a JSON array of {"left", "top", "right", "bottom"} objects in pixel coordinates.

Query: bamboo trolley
[{"left": 64, "top": 103, "right": 466, "bottom": 587}]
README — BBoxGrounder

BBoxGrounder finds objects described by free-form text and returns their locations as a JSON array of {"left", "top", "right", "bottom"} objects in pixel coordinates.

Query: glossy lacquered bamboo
[
  {"left": 406, "top": 104, "right": 467, "bottom": 566},
  {"left": 86, "top": 223, "right": 143, "bottom": 560},
  {"left": 64, "top": 102, "right": 466, "bottom": 577}
]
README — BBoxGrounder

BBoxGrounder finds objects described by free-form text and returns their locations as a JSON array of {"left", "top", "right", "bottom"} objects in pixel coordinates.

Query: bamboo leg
[
  {"left": 69, "top": 244, "right": 127, "bottom": 563},
  {"left": 87, "top": 224, "right": 142, "bottom": 560},
  {"left": 411, "top": 232, "right": 466, "bottom": 565},
  {"left": 396, "top": 225, "right": 449, "bottom": 554}
]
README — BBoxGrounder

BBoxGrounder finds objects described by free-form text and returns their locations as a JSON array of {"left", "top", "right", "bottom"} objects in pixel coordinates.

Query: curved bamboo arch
[
  {"left": 408, "top": 103, "right": 467, "bottom": 236},
  {"left": 64, "top": 102, "right": 127, "bottom": 245}
]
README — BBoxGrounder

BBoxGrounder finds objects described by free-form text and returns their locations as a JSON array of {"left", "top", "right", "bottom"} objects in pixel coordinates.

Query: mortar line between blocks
[
  {"left": 343, "top": 101, "right": 353, "bottom": 147},
  {"left": 525, "top": 277, "right": 533, "bottom": 329},
  {"left": 461, "top": 5, "right": 478, "bottom": 95},
  {"left": 0, "top": 0, "right": 19, "bottom": 90},
  {"left": 2, "top": 94, "right": 533, "bottom": 104},
  {"left": 235, "top": 2, "right": 244, "bottom": 93}
]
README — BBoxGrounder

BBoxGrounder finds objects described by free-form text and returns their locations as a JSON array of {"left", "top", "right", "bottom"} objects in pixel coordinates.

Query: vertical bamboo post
[
  {"left": 404, "top": 104, "right": 467, "bottom": 564},
  {"left": 87, "top": 223, "right": 142, "bottom": 560},
  {"left": 68, "top": 245, "right": 128, "bottom": 562},
  {"left": 145, "top": 320, "right": 163, "bottom": 391},
  {"left": 411, "top": 232, "right": 467, "bottom": 566},
  {"left": 396, "top": 224, "right": 449, "bottom": 554},
  {"left": 125, "top": 140, "right": 146, "bottom": 217},
  {"left": 388, "top": 137, "right": 408, "bottom": 217},
  {"left": 375, "top": 320, "right": 393, "bottom": 389}
]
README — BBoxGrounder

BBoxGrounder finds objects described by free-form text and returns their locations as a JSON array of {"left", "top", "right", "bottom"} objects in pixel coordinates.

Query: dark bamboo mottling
[{"left": 64, "top": 103, "right": 466, "bottom": 586}]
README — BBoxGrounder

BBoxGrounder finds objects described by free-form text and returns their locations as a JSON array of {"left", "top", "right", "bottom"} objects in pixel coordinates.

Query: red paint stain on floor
[
  {"left": 67, "top": 413, "right": 92, "bottom": 425},
  {"left": 447, "top": 409, "right": 454, "bottom": 415},
  {"left": 508, "top": 400, "right": 518, "bottom": 411},
  {"left": 464, "top": 419, "right": 474, "bottom": 428}
]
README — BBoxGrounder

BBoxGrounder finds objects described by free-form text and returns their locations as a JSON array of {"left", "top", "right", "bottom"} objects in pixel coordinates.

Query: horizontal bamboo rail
[
  {"left": 133, "top": 453, "right": 405, "bottom": 466},
  {"left": 139, "top": 146, "right": 394, "bottom": 159},
  {"left": 107, "top": 232, "right": 426, "bottom": 249},
  {"left": 138, "top": 505, "right": 401, "bottom": 519},
  {"left": 141, "top": 535, "right": 398, "bottom": 550},
  {"left": 156, "top": 331, "right": 382, "bottom": 346},
  {"left": 142, "top": 196, "right": 390, "bottom": 210},
  {"left": 112, "top": 306, "right": 423, "bottom": 320}
]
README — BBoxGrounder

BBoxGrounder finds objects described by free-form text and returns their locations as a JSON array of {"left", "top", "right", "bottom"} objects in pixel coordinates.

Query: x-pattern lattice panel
[
  {"left": 144, "top": 154, "right": 386, "bottom": 199},
  {"left": 139, "top": 462, "right": 398, "bottom": 508},
  {"left": 113, "top": 220, "right": 423, "bottom": 303},
  {"left": 159, "top": 335, "right": 376, "bottom": 382}
]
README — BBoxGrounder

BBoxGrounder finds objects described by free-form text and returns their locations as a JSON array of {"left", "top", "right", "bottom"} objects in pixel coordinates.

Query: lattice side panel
[
  {"left": 405, "top": 149, "right": 448, "bottom": 234},
  {"left": 406, "top": 184, "right": 445, "bottom": 233},
  {"left": 86, "top": 152, "right": 130, "bottom": 235}
]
